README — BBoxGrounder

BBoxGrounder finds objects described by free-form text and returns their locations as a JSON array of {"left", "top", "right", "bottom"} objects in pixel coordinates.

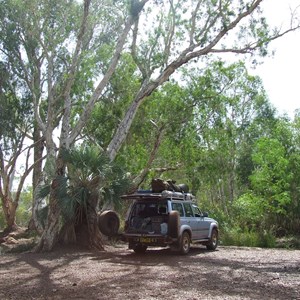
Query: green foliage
[
  {"left": 0, "top": 211, "right": 5, "bottom": 230},
  {"left": 36, "top": 206, "right": 49, "bottom": 230},
  {"left": 232, "top": 193, "right": 265, "bottom": 229},
  {"left": 250, "top": 137, "right": 291, "bottom": 214},
  {"left": 116, "top": 80, "right": 196, "bottom": 185},
  {"left": 15, "top": 188, "right": 33, "bottom": 227},
  {"left": 37, "top": 146, "right": 131, "bottom": 223},
  {"left": 199, "top": 195, "right": 277, "bottom": 248},
  {"left": 63, "top": 146, "right": 131, "bottom": 210},
  {"left": 84, "top": 53, "right": 140, "bottom": 148},
  {"left": 198, "top": 200, "right": 230, "bottom": 231},
  {"left": 222, "top": 227, "right": 276, "bottom": 248},
  {"left": 0, "top": 188, "right": 34, "bottom": 229},
  {"left": 51, "top": 175, "right": 78, "bottom": 222},
  {"left": 183, "top": 60, "right": 272, "bottom": 200}
]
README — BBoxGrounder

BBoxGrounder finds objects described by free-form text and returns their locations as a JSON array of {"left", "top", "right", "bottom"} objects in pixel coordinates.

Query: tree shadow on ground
[{"left": 0, "top": 245, "right": 299, "bottom": 300}]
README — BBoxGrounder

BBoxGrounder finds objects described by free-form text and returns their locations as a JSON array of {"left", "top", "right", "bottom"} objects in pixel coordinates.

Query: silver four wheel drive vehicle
[{"left": 122, "top": 190, "right": 219, "bottom": 254}]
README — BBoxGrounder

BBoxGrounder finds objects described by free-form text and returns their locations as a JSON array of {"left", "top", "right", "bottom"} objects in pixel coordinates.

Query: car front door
[
  {"left": 192, "top": 204, "right": 210, "bottom": 239},
  {"left": 181, "top": 203, "right": 202, "bottom": 240}
]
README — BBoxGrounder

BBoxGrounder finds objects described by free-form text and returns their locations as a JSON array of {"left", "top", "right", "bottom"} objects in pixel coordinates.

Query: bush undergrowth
[{"left": 221, "top": 227, "right": 276, "bottom": 248}]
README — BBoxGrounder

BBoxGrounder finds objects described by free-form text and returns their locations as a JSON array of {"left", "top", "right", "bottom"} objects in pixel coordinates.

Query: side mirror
[{"left": 202, "top": 212, "right": 208, "bottom": 217}]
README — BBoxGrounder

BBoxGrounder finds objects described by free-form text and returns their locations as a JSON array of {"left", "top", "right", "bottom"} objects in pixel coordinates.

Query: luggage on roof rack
[
  {"left": 161, "top": 190, "right": 195, "bottom": 201},
  {"left": 151, "top": 178, "right": 189, "bottom": 193},
  {"left": 120, "top": 189, "right": 195, "bottom": 202}
]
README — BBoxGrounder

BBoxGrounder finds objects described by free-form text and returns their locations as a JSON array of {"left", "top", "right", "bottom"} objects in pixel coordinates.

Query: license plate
[{"left": 140, "top": 237, "right": 157, "bottom": 243}]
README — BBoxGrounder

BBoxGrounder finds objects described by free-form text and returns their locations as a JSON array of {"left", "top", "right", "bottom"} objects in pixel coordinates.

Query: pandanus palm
[{"left": 38, "top": 146, "right": 130, "bottom": 250}]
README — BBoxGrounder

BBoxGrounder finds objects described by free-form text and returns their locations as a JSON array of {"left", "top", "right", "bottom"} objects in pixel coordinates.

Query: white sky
[{"left": 252, "top": 0, "right": 300, "bottom": 118}]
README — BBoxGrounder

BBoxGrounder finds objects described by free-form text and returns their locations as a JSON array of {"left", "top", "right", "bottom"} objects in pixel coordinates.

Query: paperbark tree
[{"left": 0, "top": 60, "right": 40, "bottom": 233}]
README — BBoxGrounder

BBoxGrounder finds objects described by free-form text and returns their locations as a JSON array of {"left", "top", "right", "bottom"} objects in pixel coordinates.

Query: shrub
[{"left": 221, "top": 227, "right": 276, "bottom": 248}]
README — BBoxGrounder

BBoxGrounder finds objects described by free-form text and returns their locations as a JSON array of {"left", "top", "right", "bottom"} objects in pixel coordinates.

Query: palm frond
[
  {"left": 36, "top": 183, "right": 51, "bottom": 199},
  {"left": 102, "top": 166, "right": 131, "bottom": 210},
  {"left": 61, "top": 145, "right": 131, "bottom": 212},
  {"left": 63, "top": 146, "right": 111, "bottom": 177},
  {"left": 52, "top": 175, "right": 77, "bottom": 221}
]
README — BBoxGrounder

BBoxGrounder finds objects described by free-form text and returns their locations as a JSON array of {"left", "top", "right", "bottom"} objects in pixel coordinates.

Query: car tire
[
  {"left": 179, "top": 231, "right": 190, "bottom": 255},
  {"left": 206, "top": 228, "right": 218, "bottom": 250},
  {"left": 98, "top": 210, "right": 120, "bottom": 237},
  {"left": 133, "top": 244, "right": 147, "bottom": 254},
  {"left": 168, "top": 210, "right": 180, "bottom": 239}
]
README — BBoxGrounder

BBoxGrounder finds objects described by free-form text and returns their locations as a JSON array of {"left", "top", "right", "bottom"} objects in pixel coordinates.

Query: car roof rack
[{"left": 121, "top": 189, "right": 195, "bottom": 202}]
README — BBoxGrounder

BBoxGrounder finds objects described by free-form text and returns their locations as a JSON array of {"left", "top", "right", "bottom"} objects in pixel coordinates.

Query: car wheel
[
  {"left": 133, "top": 244, "right": 148, "bottom": 254},
  {"left": 179, "top": 231, "right": 190, "bottom": 255},
  {"left": 98, "top": 210, "right": 120, "bottom": 237},
  {"left": 168, "top": 211, "right": 180, "bottom": 238},
  {"left": 206, "top": 228, "right": 218, "bottom": 250}
]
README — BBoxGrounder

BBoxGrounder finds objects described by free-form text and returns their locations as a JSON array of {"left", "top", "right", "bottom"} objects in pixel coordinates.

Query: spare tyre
[
  {"left": 98, "top": 210, "right": 120, "bottom": 237},
  {"left": 168, "top": 210, "right": 180, "bottom": 239}
]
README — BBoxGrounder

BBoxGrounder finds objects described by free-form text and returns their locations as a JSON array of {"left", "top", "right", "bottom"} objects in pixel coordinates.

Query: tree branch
[
  {"left": 14, "top": 154, "right": 47, "bottom": 207},
  {"left": 107, "top": 0, "right": 300, "bottom": 161},
  {"left": 60, "top": 0, "right": 92, "bottom": 149},
  {"left": 69, "top": 0, "right": 149, "bottom": 145},
  {"left": 131, "top": 19, "right": 148, "bottom": 79},
  {"left": 130, "top": 123, "right": 165, "bottom": 191}
]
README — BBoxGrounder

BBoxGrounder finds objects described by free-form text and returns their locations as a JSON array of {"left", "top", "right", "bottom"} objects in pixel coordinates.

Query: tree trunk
[
  {"left": 34, "top": 188, "right": 61, "bottom": 252},
  {"left": 28, "top": 123, "right": 44, "bottom": 232},
  {"left": 86, "top": 192, "right": 105, "bottom": 251},
  {"left": 32, "top": 123, "right": 44, "bottom": 196},
  {"left": 2, "top": 196, "right": 18, "bottom": 233},
  {"left": 35, "top": 154, "right": 64, "bottom": 252},
  {"left": 59, "top": 221, "right": 77, "bottom": 245},
  {"left": 58, "top": 194, "right": 105, "bottom": 250},
  {"left": 29, "top": 188, "right": 46, "bottom": 234}
]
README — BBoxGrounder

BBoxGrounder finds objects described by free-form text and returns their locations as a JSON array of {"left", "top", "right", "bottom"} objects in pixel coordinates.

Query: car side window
[
  {"left": 192, "top": 205, "right": 202, "bottom": 217},
  {"left": 171, "top": 202, "right": 184, "bottom": 217},
  {"left": 183, "top": 203, "right": 194, "bottom": 217}
]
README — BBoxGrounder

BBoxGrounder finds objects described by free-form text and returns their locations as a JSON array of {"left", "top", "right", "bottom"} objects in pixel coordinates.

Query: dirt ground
[{"left": 0, "top": 243, "right": 300, "bottom": 300}]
